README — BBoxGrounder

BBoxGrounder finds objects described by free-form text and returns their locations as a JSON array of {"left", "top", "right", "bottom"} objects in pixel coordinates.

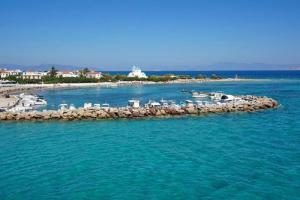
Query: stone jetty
[{"left": 0, "top": 95, "right": 278, "bottom": 121}]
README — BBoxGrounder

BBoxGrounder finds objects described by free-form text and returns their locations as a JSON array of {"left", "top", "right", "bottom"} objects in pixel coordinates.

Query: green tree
[
  {"left": 80, "top": 68, "right": 90, "bottom": 77},
  {"left": 49, "top": 66, "right": 58, "bottom": 77},
  {"left": 196, "top": 74, "right": 206, "bottom": 79},
  {"left": 210, "top": 74, "right": 222, "bottom": 80}
]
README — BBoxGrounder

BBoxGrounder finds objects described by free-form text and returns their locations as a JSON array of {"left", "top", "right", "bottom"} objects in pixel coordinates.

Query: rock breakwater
[{"left": 0, "top": 95, "right": 278, "bottom": 121}]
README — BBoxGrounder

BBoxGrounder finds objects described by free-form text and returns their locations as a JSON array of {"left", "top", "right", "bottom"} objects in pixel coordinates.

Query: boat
[
  {"left": 128, "top": 99, "right": 140, "bottom": 108},
  {"left": 9, "top": 105, "right": 33, "bottom": 112},
  {"left": 145, "top": 100, "right": 160, "bottom": 108},
  {"left": 209, "top": 92, "right": 224, "bottom": 101},
  {"left": 59, "top": 104, "right": 68, "bottom": 110},
  {"left": 220, "top": 94, "right": 236, "bottom": 102},
  {"left": 83, "top": 103, "right": 92, "bottom": 109},
  {"left": 159, "top": 98, "right": 169, "bottom": 107},
  {"left": 69, "top": 104, "right": 76, "bottom": 110},
  {"left": 94, "top": 104, "right": 101, "bottom": 109},
  {"left": 185, "top": 100, "right": 194, "bottom": 107},
  {"left": 102, "top": 103, "right": 110, "bottom": 108},
  {"left": 195, "top": 100, "right": 203, "bottom": 106},
  {"left": 19, "top": 93, "right": 47, "bottom": 107},
  {"left": 192, "top": 92, "right": 208, "bottom": 98}
]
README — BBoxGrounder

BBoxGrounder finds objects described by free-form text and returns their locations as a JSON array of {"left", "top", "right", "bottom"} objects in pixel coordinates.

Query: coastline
[{"left": 0, "top": 78, "right": 265, "bottom": 95}]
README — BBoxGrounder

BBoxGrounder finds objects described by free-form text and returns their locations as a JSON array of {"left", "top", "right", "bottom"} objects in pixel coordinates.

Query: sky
[{"left": 0, "top": 0, "right": 300, "bottom": 70}]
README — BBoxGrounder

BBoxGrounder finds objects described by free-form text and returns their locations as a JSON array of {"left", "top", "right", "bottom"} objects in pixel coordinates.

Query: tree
[
  {"left": 196, "top": 74, "right": 206, "bottom": 79},
  {"left": 210, "top": 74, "right": 222, "bottom": 80},
  {"left": 80, "top": 68, "right": 90, "bottom": 77},
  {"left": 49, "top": 66, "right": 58, "bottom": 77}
]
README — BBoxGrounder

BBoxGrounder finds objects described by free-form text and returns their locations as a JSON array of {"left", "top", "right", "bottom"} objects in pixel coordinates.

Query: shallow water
[{"left": 1, "top": 78, "right": 300, "bottom": 199}]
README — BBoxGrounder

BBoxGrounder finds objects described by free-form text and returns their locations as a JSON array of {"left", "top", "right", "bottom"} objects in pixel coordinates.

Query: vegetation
[
  {"left": 79, "top": 68, "right": 90, "bottom": 77},
  {"left": 4, "top": 72, "right": 223, "bottom": 84},
  {"left": 210, "top": 74, "right": 222, "bottom": 80},
  {"left": 48, "top": 66, "right": 58, "bottom": 77},
  {"left": 195, "top": 74, "right": 207, "bottom": 79},
  {"left": 5, "top": 75, "right": 42, "bottom": 84},
  {"left": 42, "top": 76, "right": 98, "bottom": 84}
]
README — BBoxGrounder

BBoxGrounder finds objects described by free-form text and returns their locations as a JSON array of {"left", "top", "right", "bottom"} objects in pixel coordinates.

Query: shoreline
[{"left": 0, "top": 78, "right": 266, "bottom": 95}]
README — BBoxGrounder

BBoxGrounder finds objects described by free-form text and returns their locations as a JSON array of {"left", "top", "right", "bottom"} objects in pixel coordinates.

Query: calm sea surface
[{"left": 1, "top": 71, "right": 300, "bottom": 199}]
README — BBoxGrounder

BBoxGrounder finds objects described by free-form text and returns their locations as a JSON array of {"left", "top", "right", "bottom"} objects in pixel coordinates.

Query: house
[
  {"left": 85, "top": 71, "right": 102, "bottom": 79},
  {"left": 0, "top": 69, "right": 22, "bottom": 78},
  {"left": 56, "top": 71, "right": 79, "bottom": 78},
  {"left": 22, "top": 71, "right": 48, "bottom": 79}
]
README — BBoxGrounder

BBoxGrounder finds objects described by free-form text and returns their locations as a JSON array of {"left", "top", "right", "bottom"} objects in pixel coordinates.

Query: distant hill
[{"left": 0, "top": 62, "right": 298, "bottom": 71}]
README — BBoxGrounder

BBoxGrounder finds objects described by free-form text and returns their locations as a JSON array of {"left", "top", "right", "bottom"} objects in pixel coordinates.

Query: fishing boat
[
  {"left": 185, "top": 100, "right": 194, "bottom": 107},
  {"left": 145, "top": 100, "right": 160, "bottom": 108},
  {"left": 209, "top": 92, "right": 224, "bottom": 101},
  {"left": 102, "top": 103, "right": 110, "bottom": 108},
  {"left": 84, "top": 103, "right": 92, "bottom": 109},
  {"left": 128, "top": 99, "right": 140, "bottom": 108},
  {"left": 59, "top": 104, "right": 68, "bottom": 110},
  {"left": 69, "top": 104, "right": 76, "bottom": 110},
  {"left": 94, "top": 104, "right": 101, "bottom": 109},
  {"left": 192, "top": 92, "right": 208, "bottom": 98}
]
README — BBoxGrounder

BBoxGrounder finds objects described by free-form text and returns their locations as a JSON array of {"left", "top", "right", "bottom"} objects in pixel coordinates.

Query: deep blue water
[
  {"left": 106, "top": 70, "right": 300, "bottom": 79},
  {"left": 1, "top": 71, "right": 300, "bottom": 199}
]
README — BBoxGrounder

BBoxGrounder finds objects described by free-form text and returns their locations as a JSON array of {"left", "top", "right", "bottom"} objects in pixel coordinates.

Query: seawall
[{"left": 0, "top": 95, "right": 278, "bottom": 121}]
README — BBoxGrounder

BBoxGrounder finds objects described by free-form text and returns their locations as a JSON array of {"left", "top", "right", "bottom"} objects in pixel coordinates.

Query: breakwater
[{"left": 0, "top": 95, "right": 278, "bottom": 121}]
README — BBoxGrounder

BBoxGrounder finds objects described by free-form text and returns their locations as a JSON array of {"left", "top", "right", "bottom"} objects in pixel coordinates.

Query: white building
[
  {"left": 56, "top": 71, "right": 79, "bottom": 78},
  {"left": 0, "top": 69, "right": 22, "bottom": 78},
  {"left": 127, "top": 66, "right": 147, "bottom": 78},
  {"left": 85, "top": 71, "right": 102, "bottom": 79},
  {"left": 22, "top": 71, "right": 48, "bottom": 79}
]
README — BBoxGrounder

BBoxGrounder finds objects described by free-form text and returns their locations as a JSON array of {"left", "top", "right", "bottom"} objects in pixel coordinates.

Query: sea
[{"left": 0, "top": 71, "right": 300, "bottom": 200}]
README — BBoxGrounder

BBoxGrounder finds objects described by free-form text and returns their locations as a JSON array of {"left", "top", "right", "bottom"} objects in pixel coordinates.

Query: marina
[{"left": 0, "top": 91, "right": 278, "bottom": 121}]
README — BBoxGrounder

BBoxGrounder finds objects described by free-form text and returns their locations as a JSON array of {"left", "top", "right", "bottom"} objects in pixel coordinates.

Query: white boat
[
  {"left": 102, "top": 103, "right": 110, "bottom": 108},
  {"left": 19, "top": 93, "right": 47, "bottom": 107},
  {"left": 192, "top": 92, "right": 208, "bottom": 98},
  {"left": 185, "top": 100, "right": 194, "bottom": 107},
  {"left": 59, "top": 104, "right": 68, "bottom": 110},
  {"left": 145, "top": 100, "right": 160, "bottom": 108},
  {"left": 83, "top": 103, "right": 92, "bottom": 109},
  {"left": 195, "top": 100, "right": 203, "bottom": 106},
  {"left": 34, "top": 99, "right": 47, "bottom": 105},
  {"left": 160, "top": 99, "right": 169, "bottom": 107},
  {"left": 9, "top": 105, "right": 33, "bottom": 112},
  {"left": 220, "top": 94, "right": 236, "bottom": 102},
  {"left": 94, "top": 104, "right": 101, "bottom": 109},
  {"left": 128, "top": 99, "right": 140, "bottom": 108},
  {"left": 69, "top": 104, "right": 76, "bottom": 110},
  {"left": 209, "top": 92, "right": 224, "bottom": 101}
]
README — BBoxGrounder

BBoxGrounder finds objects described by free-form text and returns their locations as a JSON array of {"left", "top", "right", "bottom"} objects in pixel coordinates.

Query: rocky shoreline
[{"left": 0, "top": 95, "right": 278, "bottom": 121}]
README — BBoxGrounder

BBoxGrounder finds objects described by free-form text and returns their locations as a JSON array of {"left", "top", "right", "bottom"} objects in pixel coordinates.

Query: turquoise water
[{"left": 1, "top": 79, "right": 300, "bottom": 199}]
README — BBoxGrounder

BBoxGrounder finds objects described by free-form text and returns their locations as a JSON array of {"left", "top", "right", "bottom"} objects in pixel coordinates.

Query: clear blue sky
[{"left": 0, "top": 0, "right": 299, "bottom": 70}]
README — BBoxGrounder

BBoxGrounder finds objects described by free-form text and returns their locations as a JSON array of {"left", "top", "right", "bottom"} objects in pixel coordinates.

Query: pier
[{"left": 0, "top": 95, "right": 278, "bottom": 121}]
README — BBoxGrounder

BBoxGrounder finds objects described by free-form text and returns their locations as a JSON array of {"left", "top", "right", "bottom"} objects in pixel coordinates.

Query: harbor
[{"left": 0, "top": 92, "right": 278, "bottom": 121}]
